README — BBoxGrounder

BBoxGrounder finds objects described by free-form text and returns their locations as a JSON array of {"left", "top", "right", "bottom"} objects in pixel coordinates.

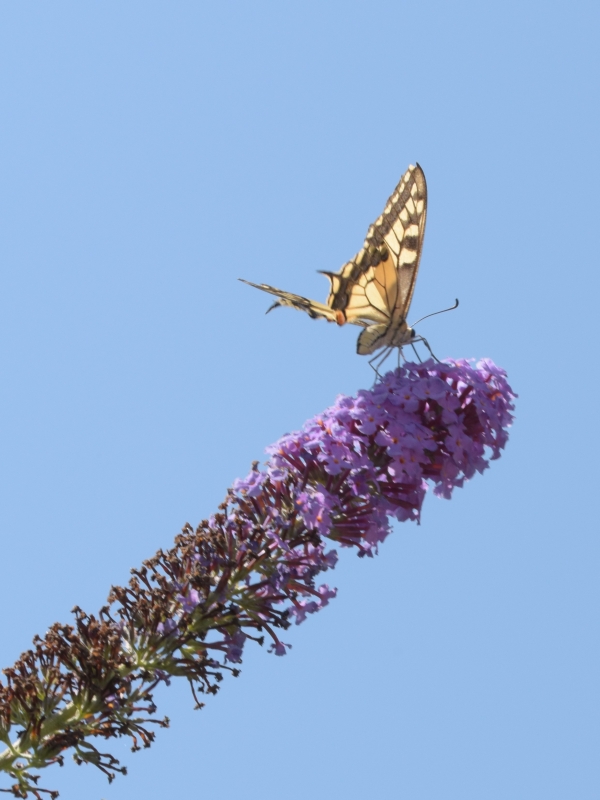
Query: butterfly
[{"left": 240, "top": 163, "right": 436, "bottom": 368}]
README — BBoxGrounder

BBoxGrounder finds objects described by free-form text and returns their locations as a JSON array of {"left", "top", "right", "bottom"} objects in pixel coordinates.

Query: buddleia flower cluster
[{"left": 0, "top": 359, "right": 515, "bottom": 798}]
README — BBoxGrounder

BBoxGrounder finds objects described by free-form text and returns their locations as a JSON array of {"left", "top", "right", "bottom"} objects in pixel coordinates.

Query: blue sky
[{"left": 0, "top": 2, "right": 598, "bottom": 798}]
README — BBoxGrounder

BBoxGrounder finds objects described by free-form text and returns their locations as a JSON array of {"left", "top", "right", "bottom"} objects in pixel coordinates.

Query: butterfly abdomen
[{"left": 357, "top": 319, "right": 414, "bottom": 356}]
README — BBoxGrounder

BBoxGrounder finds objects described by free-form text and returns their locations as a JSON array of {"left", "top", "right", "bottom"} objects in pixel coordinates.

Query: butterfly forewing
[{"left": 336, "top": 164, "right": 427, "bottom": 328}]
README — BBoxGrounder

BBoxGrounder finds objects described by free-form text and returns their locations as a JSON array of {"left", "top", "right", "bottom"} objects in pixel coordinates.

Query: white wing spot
[{"left": 400, "top": 248, "right": 417, "bottom": 265}]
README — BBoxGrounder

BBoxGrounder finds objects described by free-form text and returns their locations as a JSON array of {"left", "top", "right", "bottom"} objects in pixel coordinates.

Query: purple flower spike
[
  {"left": 0, "top": 359, "right": 514, "bottom": 799},
  {"left": 238, "top": 358, "right": 515, "bottom": 546}
]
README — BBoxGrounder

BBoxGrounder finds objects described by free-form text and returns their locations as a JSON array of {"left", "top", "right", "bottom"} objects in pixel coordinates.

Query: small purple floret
[
  {"left": 223, "top": 630, "right": 247, "bottom": 663},
  {"left": 178, "top": 588, "right": 201, "bottom": 613}
]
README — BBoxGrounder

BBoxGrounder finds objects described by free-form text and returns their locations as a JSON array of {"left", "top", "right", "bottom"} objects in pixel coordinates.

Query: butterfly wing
[
  {"left": 238, "top": 279, "right": 345, "bottom": 324},
  {"left": 321, "top": 164, "right": 427, "bottom": 352}
]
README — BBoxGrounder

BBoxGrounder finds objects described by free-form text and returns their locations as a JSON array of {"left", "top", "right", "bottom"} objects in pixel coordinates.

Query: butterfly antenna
[{"left": 410, "top": 298, "right": 459, "bottom": 327}]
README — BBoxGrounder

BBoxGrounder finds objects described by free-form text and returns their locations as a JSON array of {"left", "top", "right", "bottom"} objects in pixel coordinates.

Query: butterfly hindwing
[
  {"left": 238, "top": 279, "right": 340, "bottom": 323},
  {"left": 321, "top": 246, "right": 395, "bottom": 324}
]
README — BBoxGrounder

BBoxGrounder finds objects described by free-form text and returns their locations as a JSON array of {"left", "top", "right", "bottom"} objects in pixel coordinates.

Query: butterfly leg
[
  {"left": 379, "top": 347, "right": 394, "bottom": 372},
  {"left": 414, "top": 336, "right": 441, "bottom": 363},
  {"left": 410, "top": 342, "right": 423, "bottom": 364},
  {"left": 368, "top": 347, "right": 393, "bottom": 382},
  {"left": 368, "top": 354, "right": 383, "bottom": 382}
]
